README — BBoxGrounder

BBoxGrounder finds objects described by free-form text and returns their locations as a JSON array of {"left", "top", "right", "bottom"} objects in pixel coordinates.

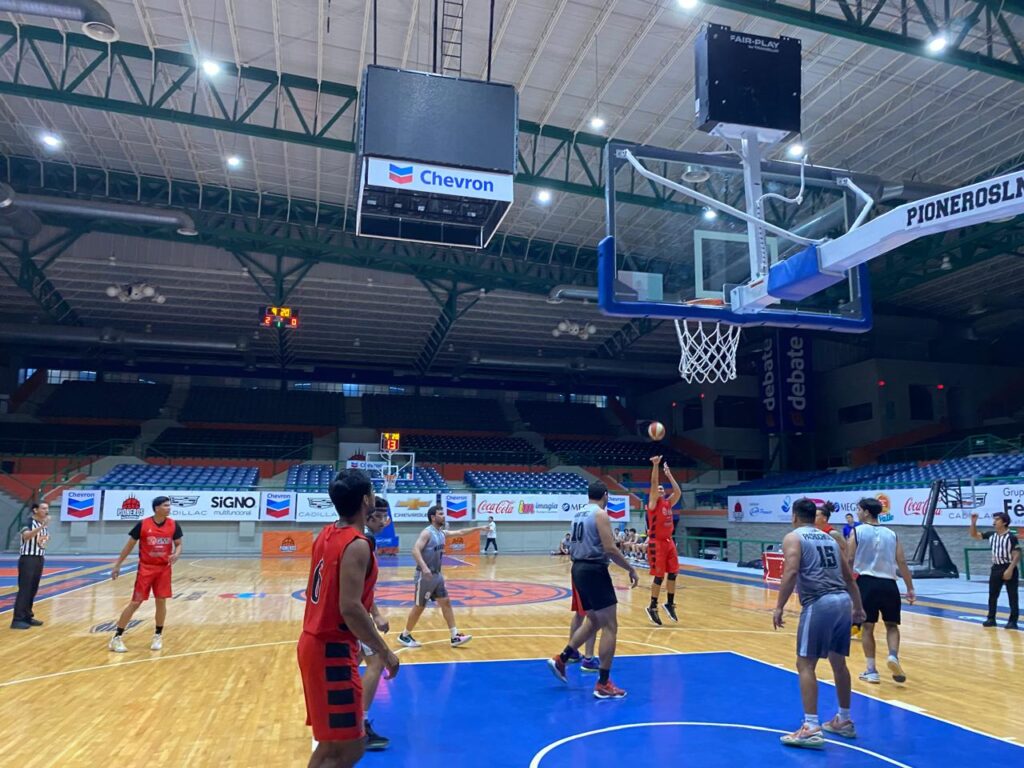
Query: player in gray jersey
[
  {"left": 547, "top": 481, "right": 639, "bottom": 699},
  {"left": 773, "top": 498, "right": 866, "bottom": 750},
  {"left": 398, "top": 504, "right": 488, "bottom": 649}
]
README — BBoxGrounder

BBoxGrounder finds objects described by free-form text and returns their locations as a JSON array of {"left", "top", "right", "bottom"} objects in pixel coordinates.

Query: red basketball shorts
[
  {"left": 132, "top": 564, "right": 172, "bottom": 601},
  {"left": 647, "top": 538, "right": 679, "bottom": 579},
  {"left": 297, "top": 632, "right": 365, "bottom": 742}
]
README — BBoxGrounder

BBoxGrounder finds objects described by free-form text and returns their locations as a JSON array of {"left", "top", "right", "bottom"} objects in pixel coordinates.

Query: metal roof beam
[
  {"left": 0, "top": 23, "right": 702, "bottom": 216},
  {"left": 701, "top": 0, "right": 1024, "bottom": 84},
  {"left": 0, "top": 230, "right": 83, "bottom": 324}
]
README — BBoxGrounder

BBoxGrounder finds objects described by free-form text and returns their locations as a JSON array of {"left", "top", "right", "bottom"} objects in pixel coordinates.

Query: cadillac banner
[{"left": 728, "top": 485, "right": 1024, "bottom": 527}]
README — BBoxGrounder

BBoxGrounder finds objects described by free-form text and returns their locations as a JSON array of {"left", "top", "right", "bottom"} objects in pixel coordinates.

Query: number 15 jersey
[{"left": 795, "top": 525, "right": 847, "bottom": 606}]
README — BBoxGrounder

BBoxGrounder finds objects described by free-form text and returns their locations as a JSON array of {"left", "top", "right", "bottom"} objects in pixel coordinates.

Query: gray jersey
[
  {"left": 795, "top": 526, "right": 847, "bottom": 606},
  {"left": 570, "top": 503, "right": 608, "bottom": 563},
  {"left": 419, "top": 526, "right": 446, "bottom": 574}
]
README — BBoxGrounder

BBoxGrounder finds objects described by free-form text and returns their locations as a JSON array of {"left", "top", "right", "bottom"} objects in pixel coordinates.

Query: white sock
[
  {"left": 866, "top": 658, "right": 877, "bottom": 673},
  {"left": 804, "top": 714, "right": 820, "bottom": 728},
  {"left": 887, "top": 653, "right": 899, "bottom": 662},
  {"left": 839, "top": 707, "right": 851, "bottom": 720},
  {"left": 450, "top": 627, "right": 459, "bottom": 639}
]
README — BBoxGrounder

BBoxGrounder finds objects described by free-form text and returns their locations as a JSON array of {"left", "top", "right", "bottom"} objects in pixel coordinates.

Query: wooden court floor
[{"left": 1, "top": 554, "right": 1020, "bottom": 767}]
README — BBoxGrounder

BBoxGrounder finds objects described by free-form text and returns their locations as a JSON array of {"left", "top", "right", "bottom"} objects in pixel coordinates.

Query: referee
[
  {"left": 970, "top": 511, "right": 1020, "bottom": 630},
  {"left": 10, "top": 501, "right": 50, "bottom": 630}
]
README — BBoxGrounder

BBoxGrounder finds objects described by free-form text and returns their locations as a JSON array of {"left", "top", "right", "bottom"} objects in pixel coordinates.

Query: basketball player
[
  {"left": 108, "top": 496, "right": 182, "bottom": 652},
  {"left": 298, "top": 469, "right": 399, "bottom": 768},
  {"left": 772, "top": 498, "right": 866, "bottom": 749},
  {"left": 358, "top": 497, "right": 393, "bottom": 751},
  {"left": 397, "top": 506, "right": 489, "bottom": 649},
  {"left": 646, "top": 456, "right": 682, "bottom": 625},
  {"left": 815, "top": 502, "right": 847, "bottom": 555},
  {"left": 547, "top": 481, "right": 639, "bottom": 699},
  {"left": 848, "top": 497, "right": 915, "bottom": 684}
]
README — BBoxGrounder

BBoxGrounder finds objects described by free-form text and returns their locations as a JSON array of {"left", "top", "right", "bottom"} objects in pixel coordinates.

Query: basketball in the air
[{"left": 648, "top": 421, "right": 666, "bottom": 441}]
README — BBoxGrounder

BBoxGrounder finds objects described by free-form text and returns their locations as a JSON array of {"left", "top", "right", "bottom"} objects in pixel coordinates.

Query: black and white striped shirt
[
  {"left": 982, "top": 530, "right": 1020, "bottom": 566},
  {"left": 19, "top": 518, "right": 48, "bottom": 557}
]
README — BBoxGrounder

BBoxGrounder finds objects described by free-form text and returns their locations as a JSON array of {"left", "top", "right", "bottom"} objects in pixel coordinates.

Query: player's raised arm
[
  {"left": 664, "top": 462, "right": 682, "bottom": 507},
  {"left": 648, "top": 455, "right": 662, "bottom": 512}
]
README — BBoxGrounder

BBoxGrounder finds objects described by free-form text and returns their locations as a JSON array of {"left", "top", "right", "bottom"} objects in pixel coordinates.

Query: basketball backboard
[{"left": 600, "top": 140, "right": 872, "bottom": 332}]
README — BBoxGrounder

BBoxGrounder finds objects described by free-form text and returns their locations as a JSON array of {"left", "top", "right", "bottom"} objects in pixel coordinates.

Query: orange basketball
[{"left": 648, "top": 421, "right": 665, "bottom": 441}]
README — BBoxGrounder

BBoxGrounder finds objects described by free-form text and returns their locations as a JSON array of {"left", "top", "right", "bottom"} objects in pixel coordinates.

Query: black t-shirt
[{"left": 129, "top": 518, "right": 183, "bottom": 540}]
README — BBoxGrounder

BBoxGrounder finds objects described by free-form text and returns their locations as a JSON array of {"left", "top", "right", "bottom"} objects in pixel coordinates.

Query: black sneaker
[
  {"left": 10, "top": 621, "right": 31, "bottom": 630},
  {"left": 663, "top": 603, "right": 678, "bottom": 622},
  {"left": 645, "top": 605, "right": 662, "bottom": 626},
  {"left": 365, "top": 720, "right": 389, "bottom": 751},
  {"left": 982, "top": 619, "right": 997, "bottom": 627},
  {"left": 28, "top": 618, "right": 43, "bottom": 627},
  {"left": 1006, "top": 621, "right": 1020, "bottom": 630}
]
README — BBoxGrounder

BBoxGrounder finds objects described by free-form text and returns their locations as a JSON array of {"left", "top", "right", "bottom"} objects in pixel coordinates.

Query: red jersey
[
  {"left": 821, "top": 523, "right": 835, "bottom": 535},
  {"left": 647, "top": 497, "right": 674, "bottom": 541},
  {"left": 137, "top": 517, "right": 178, "bottom": 566},
  {"left": 302, "top": 524, "right": 378, "bottom": 639}
]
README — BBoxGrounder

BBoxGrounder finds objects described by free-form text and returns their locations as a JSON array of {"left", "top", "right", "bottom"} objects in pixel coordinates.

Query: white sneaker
[
  {"left": 150, "top": 634, "right": 163, "bottom": 651},
  {"left": 886, "top": 655, "right": 906, "bottom": 683},
  {"left": 108, "top": 635, "right": 127, "bottom": 653},
  {"left": 397, "top": 633, "right": 421, "bottom": 648},
  {"left": 859, "top": 670, "right": 880, "bottom": 684},
  {"left": 450, "top": 633, "right": 472, "bottom": 647}
]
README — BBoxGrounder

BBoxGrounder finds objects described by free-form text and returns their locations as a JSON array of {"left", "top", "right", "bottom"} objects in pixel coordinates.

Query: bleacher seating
[
  {"left": 882, "top": 455, "right": 1024, "bottom": 487},
  {"left": 39, "top": 381, "right": 170, "bottom": 420},
  {"left": 547, "top": 439, "right": 694, "bottom": 467},
  {"left": 515, "top": 401, "right": 615, "bottom": 436},
  {"left": 362, "top": 395, "right": 507, "bottom": 430},
  {"left": 401, "top": 435, "right": 543, "bottom": 464},
  {"left": 286, "top": 464, "right": 449, "bottom": 493},
  {"left": 95, "top": 463, "right": 259, "bottom": 489},
  {"left": 147, "top": 428, "right": 313, "bottom": 459},
  {"left": 0, "top": 423, "right": 139, "bottom": 455},
  {"left": 180, "top": 387, "right": 345, "bottom": 426},
  {"left": 465, "top": 470, "right": 587, "bottom": 493}
]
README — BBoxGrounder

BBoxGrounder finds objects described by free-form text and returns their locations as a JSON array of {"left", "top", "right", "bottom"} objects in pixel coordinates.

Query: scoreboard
[
  {"left": 380, "top": 432, "right": 400, "bottom": 452},
  {"left": 260, "top": 306, "right": 300, "bottom": 329}
]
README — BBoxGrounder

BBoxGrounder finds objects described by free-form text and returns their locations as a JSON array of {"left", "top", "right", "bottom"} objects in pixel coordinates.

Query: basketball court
[{"left": 1, "top": 554, "right": 1019, "bottom": 766}]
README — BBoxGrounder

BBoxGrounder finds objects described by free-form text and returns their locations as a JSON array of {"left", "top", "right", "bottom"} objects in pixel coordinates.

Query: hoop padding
[{"left": 673, "top": 317, "right": 742, "bottom": 383}]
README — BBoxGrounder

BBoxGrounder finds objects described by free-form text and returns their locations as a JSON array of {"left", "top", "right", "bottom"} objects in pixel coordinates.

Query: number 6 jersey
[{"left": 302, "top": 523, "right": 378, "bottom": 639}]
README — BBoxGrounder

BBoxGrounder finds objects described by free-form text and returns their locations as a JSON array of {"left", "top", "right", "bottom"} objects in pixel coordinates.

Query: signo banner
[
  {"left": 102, "top": 490, "right": 261, "bottom": 521},
  {"left": 728, "top": 485, "right": 1024, "bottom": 527}
]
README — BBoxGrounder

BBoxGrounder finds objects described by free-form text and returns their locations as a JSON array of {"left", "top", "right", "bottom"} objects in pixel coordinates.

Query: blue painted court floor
[{"left": 364, "top": 652, "right": 1021, "bottom": 767}]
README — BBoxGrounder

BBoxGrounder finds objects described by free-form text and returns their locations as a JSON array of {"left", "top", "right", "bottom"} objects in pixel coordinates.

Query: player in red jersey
[
  {"left": 298, "top": 469, "right": 399, "bottom": 768},
  {"left": 645, "top": 456, "right": 682, "bottom": 626},
  {"left": 108, "top": 495, "right": 182, "bottom": 652}
]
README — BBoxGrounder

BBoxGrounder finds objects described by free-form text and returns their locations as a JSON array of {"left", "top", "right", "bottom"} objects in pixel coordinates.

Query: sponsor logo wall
[
  {"left": 61, "top": 489, "right": 102, "bottom": 522},
  {"left": 728, "top": 486, "right": 1019, "bottom": 526},
  {"left": 102, "top": 490, "right": 262, "bottom": 521},
  {"left": 473, "top": 494, "right": 632, "bottom": 522},
  {"left": 294, "top": 492, "right": 440, "bottom": 524}
]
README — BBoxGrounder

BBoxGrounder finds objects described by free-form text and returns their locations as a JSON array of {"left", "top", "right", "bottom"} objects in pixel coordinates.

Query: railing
[
  {"left": 146, "top": 441, "right": 313, "bottom": 463},
  {"left": 677, "top": 534, "right": 782, "bottom": 565},
  {"left": 882, "top": 432, "right": 1024, "bottom": 464},
  {"left": 408, "top": 450, "right": 546, "bottom": 465},
  {"left": 964, "top": 546, "right": 1024, "bottom": 581}
]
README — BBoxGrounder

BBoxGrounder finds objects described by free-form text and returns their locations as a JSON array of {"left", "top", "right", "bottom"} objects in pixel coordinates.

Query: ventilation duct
[
  {"left": 0, "top": 182, "right": 43, "bottom": 239},
  {"left": 14, "top": 194, "right": 198, "bottom": 236},
  {"left": 0, "top": 1, "right": 119, "bottom": 42}
]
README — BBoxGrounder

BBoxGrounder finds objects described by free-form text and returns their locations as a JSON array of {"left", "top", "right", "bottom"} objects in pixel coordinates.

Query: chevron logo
[
  {"left": 265, "top": 495, "right": 291, "bottom": 519},
  {"left": 446, "top": 496, "right": 469, "bottom": 520},
  {"left": 607, "top": 497, "right": 627, "bottom": 520},
  {"left": 66, "top": 495, "right": 95, "bottom": 519},
  {"left": 388, "top": 163, "right": 414, "bottom": 184}
]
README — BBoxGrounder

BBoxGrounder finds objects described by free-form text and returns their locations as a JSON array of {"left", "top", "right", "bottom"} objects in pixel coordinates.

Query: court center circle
[{"left": 530, "top": 722, "right": 912, "bottom": 768}]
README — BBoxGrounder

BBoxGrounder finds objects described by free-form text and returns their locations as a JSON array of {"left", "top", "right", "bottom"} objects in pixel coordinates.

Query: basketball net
[
  {"left": 673, "top": 313, "right": 741, "bottom": 384},
  {"left": 384, "top": 473, "right": 397, "bottom": 493}
]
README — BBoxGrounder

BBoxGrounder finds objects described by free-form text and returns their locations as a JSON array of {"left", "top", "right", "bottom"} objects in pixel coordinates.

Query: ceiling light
[
  {"left": 142, "top": 285, "right": 156, "bottom": 298},
  {"left": 586, "top": 323, "right": 597, "bottom": 335},
  {"left": 677, "top": 0, "right": 699, "bottom": 8},
  {"left": 926, "top": 33, "right": 949, "bottom": 54},
  {"left": 226, "top": 155, "right": 242, "bottom": 169},
  {"left": 589, "top": 116, "right": 606, "bottom": 131},
  {"left": 82, "top": 20, "right": 119, "bottom": 44},
  {"left": 939, "top": 255, "right": 952, "bottom": 271},
  {"left": 787, "top": 143, "right": 804, "bottom": 158},
  {"left": 682, "top": 164, "right": 711, "bottom": 183},
  {"left": 552, "top": 329, "right": 561, "bottom": 338},
  {"left": 702, "top": 207, "right": 718, "bottom": 221},
  {"left": 105, "top": 285, "right": 119, "bottom": 298},
  {"left": 201, "top": 59, "right": 223, "bottom": 77},
  {"left": 154, "top": 295, "right": 167, "bottom": 304},
  {"left": 536, "top": 189, "right": 552, "bottom": 204},
  {"left": 40, "top": 133, "right": 63, "bottom": 149}
]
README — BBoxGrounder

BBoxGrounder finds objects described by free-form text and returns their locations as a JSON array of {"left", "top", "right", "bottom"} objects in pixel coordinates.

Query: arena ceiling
[{"left": 0, "top": 0, "right": 1023, "bottom": 386}]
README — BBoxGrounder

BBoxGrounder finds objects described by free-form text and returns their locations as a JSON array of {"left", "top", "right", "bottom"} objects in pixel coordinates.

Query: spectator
[
  {"left": 842, "top": 513, "right": 860, "bottom": 540},
  {"left": 552, "top": 533, "right": 571, "bottom": 556},
  {"left": 10, "top": 501, "right": 49, "bottom": 630}
]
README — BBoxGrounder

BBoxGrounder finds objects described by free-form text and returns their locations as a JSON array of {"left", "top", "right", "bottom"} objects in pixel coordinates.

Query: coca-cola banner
[
  {"left": 473, "top": 494, "right": 632, "bottom": 523},
  {"left": 727, "top": 485, "right": 1023, "bottom": 527}
]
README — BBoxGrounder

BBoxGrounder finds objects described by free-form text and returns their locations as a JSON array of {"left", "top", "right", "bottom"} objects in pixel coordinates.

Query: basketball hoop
[
  {"left": 673, "top": 299, "right": 741, "bottom": 384},
  {"left": 384, "top": 474, "right": 397, "bottom": 493}
]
